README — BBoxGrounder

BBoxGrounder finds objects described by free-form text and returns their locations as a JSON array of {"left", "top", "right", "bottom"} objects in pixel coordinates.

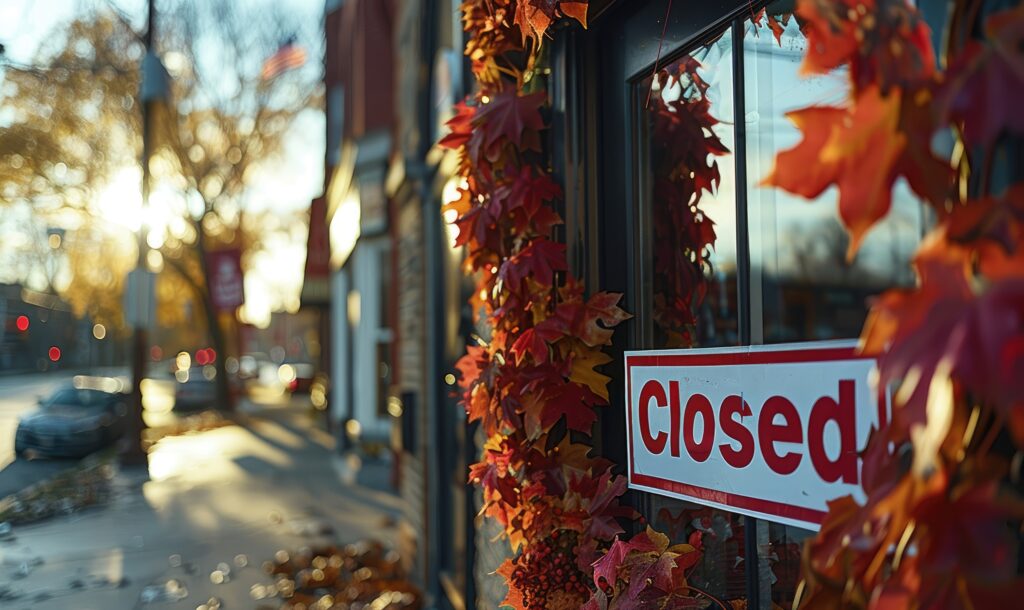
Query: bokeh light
[
  {"left": 48, "top": 346, "right": 61, "bottom": 361},
  {"left": 15, "top": 315, "right": 29, "bottom": 332},
  {"left": 92, "top": 323, "right": 106, "bottom": 339},
  {"left": 278, "top": 363, "right": 296, "bottom": 384}
]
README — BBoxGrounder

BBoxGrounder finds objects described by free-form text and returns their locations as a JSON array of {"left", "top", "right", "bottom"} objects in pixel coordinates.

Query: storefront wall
[{"left": 560, "top": 0, "right": 929, "bottom": 607}]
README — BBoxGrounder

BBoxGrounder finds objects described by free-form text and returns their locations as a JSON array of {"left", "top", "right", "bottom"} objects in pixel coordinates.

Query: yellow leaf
[{"left": 569, "top": 345, "right": 613, "bottom": 401}]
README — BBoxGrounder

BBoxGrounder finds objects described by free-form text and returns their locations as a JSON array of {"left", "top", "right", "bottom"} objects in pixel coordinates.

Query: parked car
[{"left": 15, "top": 380, "right": 129, "bottom": 458}]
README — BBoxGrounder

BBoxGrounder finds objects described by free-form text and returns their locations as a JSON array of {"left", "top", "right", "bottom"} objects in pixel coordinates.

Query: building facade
[{"left": 315, "top": 0, "right": 989, "bottom": 609}]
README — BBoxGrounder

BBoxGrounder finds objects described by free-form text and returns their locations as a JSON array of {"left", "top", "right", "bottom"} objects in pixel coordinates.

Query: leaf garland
[{"left": 442, "top": 2, "right": 632, "bottom": 608}]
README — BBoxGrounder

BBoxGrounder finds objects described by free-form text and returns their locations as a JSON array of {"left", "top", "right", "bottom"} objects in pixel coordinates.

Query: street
[{"left": 0, "top": 394, "right": 400, "bottom": 609}]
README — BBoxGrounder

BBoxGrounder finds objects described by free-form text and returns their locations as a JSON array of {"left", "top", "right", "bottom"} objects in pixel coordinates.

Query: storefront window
[
  {"left": 639, "top": 27, "right": 739, "bottom": 349},
  {"left": 625, "top": 3, "right": 932, "bottom": 607},
  {"left": 744, "top": 5, "right": 923, "bottom": 345}
]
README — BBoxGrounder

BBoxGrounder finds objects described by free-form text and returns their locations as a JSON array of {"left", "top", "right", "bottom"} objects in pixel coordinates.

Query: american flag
[{"left": 261, "top": 36, "right": 307, "bottom": 81}]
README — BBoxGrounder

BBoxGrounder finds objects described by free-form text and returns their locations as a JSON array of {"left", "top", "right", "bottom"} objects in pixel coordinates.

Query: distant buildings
[
  {"left": 305, "top": 1, "right": 482, "bottom": 608},
  {"left": 0, "top": 283, "right": 111, "bottom": 372}
]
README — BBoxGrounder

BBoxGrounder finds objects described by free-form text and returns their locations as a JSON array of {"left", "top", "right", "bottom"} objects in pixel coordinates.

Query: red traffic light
[
  {"left": 48, "top": 346, "right": 61, "bottom": 362},
  {"left": 15, "top": 315, "right": 29, "bottom": 332},
  {"left": 195, "top": 348, "right": 217, "bottom": 366}
]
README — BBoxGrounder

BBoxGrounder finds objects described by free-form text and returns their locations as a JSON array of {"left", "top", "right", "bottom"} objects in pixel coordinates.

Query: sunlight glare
[{"left": 95, "top": 167, "right": 144, "bottom": 232}]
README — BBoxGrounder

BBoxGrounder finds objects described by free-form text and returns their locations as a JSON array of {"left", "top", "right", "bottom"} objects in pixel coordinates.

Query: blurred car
[
  {"left": 278, "top": 361, "right": 315, "bottom": 393},
  {"left": 15, "top": 378, "right": 129, "bottom": 458},
  {"left": 173, "top": 366, "right": 217, "bottom": 410},
  {"left": 173, "top": 365, "right": 246, "bottom": 409}
]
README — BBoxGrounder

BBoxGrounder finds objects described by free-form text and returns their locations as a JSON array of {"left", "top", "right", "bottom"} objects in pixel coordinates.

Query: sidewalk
[{"left": 0, "top": 396, "right": 402, "bottom": 609}]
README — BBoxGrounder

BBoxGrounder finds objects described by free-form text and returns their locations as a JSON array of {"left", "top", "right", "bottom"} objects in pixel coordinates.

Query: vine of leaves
[{"left": 442, "top": 2, "right": 634, "bottom": 608}]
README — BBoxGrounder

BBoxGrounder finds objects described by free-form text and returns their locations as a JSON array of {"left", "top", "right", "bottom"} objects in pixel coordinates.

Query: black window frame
[{"left": 555, "top": 1, "right": 804, "bottom": 607}]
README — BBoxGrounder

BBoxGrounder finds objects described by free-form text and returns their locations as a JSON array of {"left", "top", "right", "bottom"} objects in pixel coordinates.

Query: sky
[{"left": 0, "top": 0, "right": 327, "bottom": 328}]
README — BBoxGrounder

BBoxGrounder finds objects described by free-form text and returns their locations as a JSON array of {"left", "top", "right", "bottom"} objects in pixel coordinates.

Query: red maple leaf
[
  {"left": 539, "top": 381, "right": 598, "bottom": 433},
  {"left": 591, "top": 530, "right": 659, "bottom": 589},
  {"left": 499, "top": 237, "right": 568, "bottom": 289},
  {"left": 626, "top": 552, "right": 678, "bottom": 601},
  {"left": 512, "top": 0, "right": 588, "bottom": 45},
  {"left": 469, "top": 437, "right": 523, "bottom": 506},
  {"left": 509, "top": 318, "right": 566, "bottom": 365},
  {"left": 577, "top": 470, "right": 630, "bottom": 541},
  {"left": 798, "top": 0, "right": 935, "bottom": 93},
  {"left": 439, "top": 100, "right": 475, "bottom": 150},
  {"left": 939, "top": 5, "right": 1024, "bottom": 146},
  {"left": 471, "top": 89, "right": 546, "bottom": 155}
]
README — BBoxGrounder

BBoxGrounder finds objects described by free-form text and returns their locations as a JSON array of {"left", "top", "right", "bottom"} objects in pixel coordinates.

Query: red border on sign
[{"left": 625, "top": 344, "right": 878, "bottom": 527}]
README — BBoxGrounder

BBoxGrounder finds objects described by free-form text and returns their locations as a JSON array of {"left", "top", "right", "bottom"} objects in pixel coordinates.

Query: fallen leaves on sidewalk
[
  {"left": 0, "top": 453, "right": 115, "bottom": 525},
  {"left": 142, "top": 410, "right": 236, "bottom": 451},
  {"left": 258, "top": 540, "right": 421, "bottom": 610}
]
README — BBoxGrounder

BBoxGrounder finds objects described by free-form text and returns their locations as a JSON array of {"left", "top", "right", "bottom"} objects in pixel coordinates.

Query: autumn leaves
[
  {"left": 443, "top": 2, "right": 632, "bottom": 608},
  {"left": 766, "top": 2, "right": 1024, "bottom": 608}
]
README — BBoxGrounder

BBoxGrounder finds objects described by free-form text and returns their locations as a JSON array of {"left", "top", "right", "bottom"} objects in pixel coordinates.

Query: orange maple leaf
[{"left": 765, "top": 86, "right": 951, "bottom": 258}]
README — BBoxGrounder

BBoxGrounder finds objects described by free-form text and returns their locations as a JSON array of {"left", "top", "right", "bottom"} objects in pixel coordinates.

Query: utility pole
[{"left": 122, "top": 0, "right": 168, "bottom": 465}]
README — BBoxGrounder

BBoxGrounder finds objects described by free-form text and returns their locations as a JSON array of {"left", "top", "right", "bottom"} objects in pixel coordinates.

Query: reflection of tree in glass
[
  {"left": 648, "top": 52, "right": 729, "bottom": 348},
  {"left": 653, "top": 504, "right": 747, "bottom": 605}
]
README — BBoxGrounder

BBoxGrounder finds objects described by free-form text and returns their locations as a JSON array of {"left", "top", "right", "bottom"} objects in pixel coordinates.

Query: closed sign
[{"left": 624, "top": 342, "right": 884, "bottom": 530}]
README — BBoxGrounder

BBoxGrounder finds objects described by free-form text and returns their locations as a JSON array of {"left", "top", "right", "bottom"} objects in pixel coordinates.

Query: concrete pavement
[{"left": 0, "top": 397, "right": 400, "bottom": 609}]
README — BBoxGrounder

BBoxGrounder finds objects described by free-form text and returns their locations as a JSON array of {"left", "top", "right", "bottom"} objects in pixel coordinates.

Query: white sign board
[{"left": 624, "top": 341, "right": 884, "bottom": 530}]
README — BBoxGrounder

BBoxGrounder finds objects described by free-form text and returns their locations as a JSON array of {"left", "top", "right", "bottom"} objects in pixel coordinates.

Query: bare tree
[{"left": 154, "top": 0, "right": 322, "bottom": 409}]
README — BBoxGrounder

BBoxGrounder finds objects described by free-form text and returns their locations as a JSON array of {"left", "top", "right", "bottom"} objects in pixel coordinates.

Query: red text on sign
[{"left": 638, "top": 379, "right": 859, "bottom": 484}]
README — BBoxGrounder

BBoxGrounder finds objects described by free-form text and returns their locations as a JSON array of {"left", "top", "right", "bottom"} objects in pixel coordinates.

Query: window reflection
[
  {"left": 639, "top": 28, "right": 738, "bottom": 349},
  {"left": 745, "top": 5, "right": 923, "bottom": 345},
  {"left": 649, "top": 496, "right": 747, "bottom": 607},
  {"left": 745, "top": 518, "right": 814, "bottom": 609}
]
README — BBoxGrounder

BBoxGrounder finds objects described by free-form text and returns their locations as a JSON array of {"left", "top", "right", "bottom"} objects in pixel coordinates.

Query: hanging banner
[
  {"left": 206, "top": 248, "right": 245, "bottom": 312},
  {"left": 624, "top": 341, "right": 884, "bottom": 530}
]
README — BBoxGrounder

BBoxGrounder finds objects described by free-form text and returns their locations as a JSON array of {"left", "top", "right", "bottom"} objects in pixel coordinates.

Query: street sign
[
  {"left": 624, "top": 341, "right": 884, "bottom": 530},
  {"left": 124, "top": 268, "right": 155, "bottom": 329}
]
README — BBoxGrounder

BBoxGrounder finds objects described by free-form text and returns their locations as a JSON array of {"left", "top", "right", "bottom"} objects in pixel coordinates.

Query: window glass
[
  {"left": 744, "top": 5, "right": 923, "bottom": 345},
  {"left": 648, "top": 496, "right": 747, "bottom": 607},
  {"left": 757, "top": 520, "right": 813, "bottom": 608},
  {"left": 639, "top": 27, "right": 738, "bottom": 349}
]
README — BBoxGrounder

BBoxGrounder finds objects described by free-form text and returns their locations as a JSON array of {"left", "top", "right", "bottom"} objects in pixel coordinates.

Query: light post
[{"left": 122, "top": 0, "right": 169, "bottom": 465}]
